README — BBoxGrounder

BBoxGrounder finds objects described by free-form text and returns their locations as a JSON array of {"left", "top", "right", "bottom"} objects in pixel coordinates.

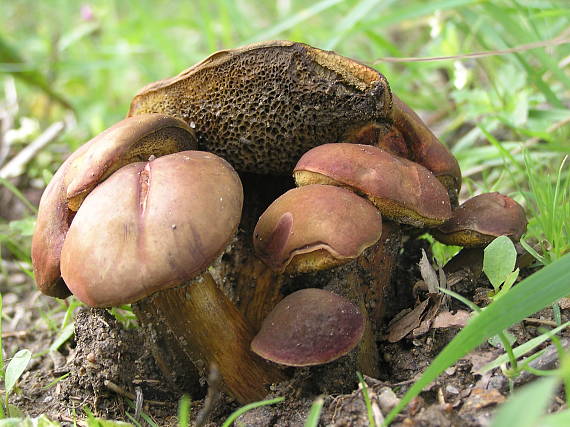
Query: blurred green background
[{"left": 1, "top": 0, "right": 569, "bottom": 265}]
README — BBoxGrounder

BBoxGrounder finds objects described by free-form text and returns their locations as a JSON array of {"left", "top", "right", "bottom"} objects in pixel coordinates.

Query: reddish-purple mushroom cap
[
  {"left": 433, "top": 192, "right": 527, "bottom": 247},
  {"left": 59, "top": 151, "right": 243, "bottom": 307},
  {"left": 293, "top": 143, "right": 452, "bottom": 227},
  {"left": 253, "top": 184, "right": 382, "bottom": 274},
  {"left": 251, "top": 288, "right": 365, "bottom": 366}
]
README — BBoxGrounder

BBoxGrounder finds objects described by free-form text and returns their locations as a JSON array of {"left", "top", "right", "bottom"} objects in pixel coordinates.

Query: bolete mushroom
[
  {"left": 432, "top": 192, "right": 527, "bottom": 247},
  {"left": 293, "top": 143, "right": 452, "bottom": 228},
  {"left": 251, "top": 288, "right": 365, "bottom": 367},
  {"left": 56, "top": 150, "right": 282, "bottom": 403},
  {"left": 253, "top": 184, "right": 383, "bottom": 274},
  {"left": 32, "top": 114, "right": 196, "bottom": 298}
]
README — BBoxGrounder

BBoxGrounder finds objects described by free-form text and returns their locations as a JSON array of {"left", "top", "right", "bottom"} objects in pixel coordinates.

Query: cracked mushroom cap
[
  {"left": 251, "top": 288, "right": 365, "bottom": 366},
  {"left": 433, "top": 192, "right": 527, "bottom": 247},
  {"left": 59, "top": 151, "right": 243, "bottom": 307},
  {"left": 392, "top": 95, "right": 462, "bottom": 204},
  {"left": 253, "top": 184, "right": 382, "bottom": 274},
  {"left": 293, "top": 143, "right": 452, "bottom": 228},
  {"left": 31, "top": 114, "right": 196, "bottom": 298}
]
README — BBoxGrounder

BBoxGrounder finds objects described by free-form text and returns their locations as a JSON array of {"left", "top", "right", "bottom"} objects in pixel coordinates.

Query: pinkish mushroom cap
[
  {"left": 31, "top": 114, "right": 196, "bottom": 298},
  {"left": 251, "top": 288, "right": 365, "bottom": 366},
  {"left": 433, "top": 192, "right": 527, "bottom": 247},
  {"left": 59, "top": 151, "right": 243, "bottom": 307},
  {"left": 293, "top": 143, "right": 452, "bottom": 227},
  {"left": 253, "top": 184, "right": 382, "bottom": 274}
]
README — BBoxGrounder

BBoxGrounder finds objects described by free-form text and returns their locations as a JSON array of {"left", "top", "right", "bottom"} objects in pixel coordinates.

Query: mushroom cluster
[{"left": 31, "top": 41, "right": 527, "bottom": 403}]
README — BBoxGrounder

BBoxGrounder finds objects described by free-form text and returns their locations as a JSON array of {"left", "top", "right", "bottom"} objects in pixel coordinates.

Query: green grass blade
[
  {"left": 304, "top": 396, "right": 324, "bottom": 427},
  {"left": 479, "top": 321, "right": 570, "bottom": 373},
  {"left": 325, "top": 0, "right": 389, "bottom": 50},
  {"left": 490, "top": 376, "right": 559, "bottom": 427},
  {"left": 357, "top": 372, "right": 376, "bottom": 427},
  {"left": 222, "top": 397, "right": 284, "bottom": 427},
  {"left": 384, "top": 253, "right": 570, "bottom": 425},
  {"left": 244, "top": 0, "right": 344, "bottom": 43},
  {"left": 177, "top": 395, "right": 191, "bottom": 427}
]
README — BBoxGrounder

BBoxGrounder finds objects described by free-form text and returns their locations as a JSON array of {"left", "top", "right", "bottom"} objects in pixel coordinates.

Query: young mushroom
[
  {"left": 252, "top": 184, "right": 383, "bottom": 377},
  {"left": 253, "top": 184, "right": 383, "bottom": 274},
  {"left": 432, "top": 192, "right": 527, "bottom": 247},
  {"left": 251, "top": 288, "right": 365, "bottom": 367}
]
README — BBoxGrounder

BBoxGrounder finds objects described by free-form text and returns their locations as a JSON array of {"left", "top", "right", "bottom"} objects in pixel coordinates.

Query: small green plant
[
  {"left": 483, "top": 236, "right": 520, "bottom": 300},
  {"left": 0, "top": 294, "right": 32, "bottom": 419},
  {"left": 521, "top": 154, "right": 570, "bottom": 265},
  {"left": 0, "top": 349, "right": 32, "bottom": 418},
  {"left": 384, "top": 253, "right": 570, "bottom": 425}
]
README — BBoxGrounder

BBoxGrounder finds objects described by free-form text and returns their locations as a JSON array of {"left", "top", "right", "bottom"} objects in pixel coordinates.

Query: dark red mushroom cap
[
  {"left": 251, "top": 288, "right": 365, "bottom": 366},
  {"left": 253, "top": 184, "right": 382, "bottom": 274},
  {"left": 433, "top": 192, "right": 527, "bottom": 247},
  {"left": 60, "top": 151, "right": 243, "bottom": 307},
  {"left": 293, "top": 143, "right": 451, "bottom": 227}
]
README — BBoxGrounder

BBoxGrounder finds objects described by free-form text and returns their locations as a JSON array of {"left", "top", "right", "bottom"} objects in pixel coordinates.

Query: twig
[
  {"left": 104, "top": 379, "right": 170, "bottom": 406},
  {"left": 523, "top": 317, "right": 559, "bottom": 327},
  {"left": 194, "top": 363, "right": 222, "bottom": 427},
  {"left": 0, "top": 121, "right": 65, "bottom": 179},
  {"left": 1, "top": 330, "right": 28, "bottom": 338},
  {"left": 373, "top": 33, "right": 570, "bottom": 64},
  {"left": 0, "top": 77, "right": 19, "bottom": 166}
]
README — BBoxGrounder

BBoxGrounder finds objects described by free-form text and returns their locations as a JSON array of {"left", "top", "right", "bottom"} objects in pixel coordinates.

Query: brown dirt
[{"left": 2, "top": 236, "right": 568, "bottom": 426}]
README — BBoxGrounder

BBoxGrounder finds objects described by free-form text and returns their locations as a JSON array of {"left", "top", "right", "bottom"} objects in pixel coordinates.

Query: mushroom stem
[
  {"left": 133, "top": 272, "right": 284, "bottom": 404},
  {"left": 236, "top": 257, "right": 285, "bottom": 331},
  {"left": 361, "top": 221, "right": 403, "bottom": 324}
]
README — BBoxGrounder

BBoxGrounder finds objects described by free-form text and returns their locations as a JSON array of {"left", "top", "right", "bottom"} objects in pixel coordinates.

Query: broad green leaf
[
  {"left": 483, "top": 236, "right": 518, "bottom": 290},
  {"left": 5, "top": 349, "right": 32, "bottom": 395},
  {"left": 494, "top": 268, "right": 520, "bottom": 299},
  {"left": 385, "top": 253, "right": 570, "bottom": 425},
  {"left": 490, "top": 377, "right": 559, "bottom": 427}
]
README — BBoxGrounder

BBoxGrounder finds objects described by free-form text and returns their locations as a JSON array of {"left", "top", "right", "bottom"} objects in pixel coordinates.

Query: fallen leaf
[
  {"left": 460, "top": 388, "right": 505, "bottom": 413},
  {"left": 432, "top": 310, "right": 471, "bottom": 329}
]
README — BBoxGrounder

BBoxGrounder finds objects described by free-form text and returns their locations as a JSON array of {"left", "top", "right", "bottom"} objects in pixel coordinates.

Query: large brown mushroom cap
[
  {"left": 128, "top": 41, "right": 392, "bottom": 175},
  {"left": 60, "top": 151, "right": 243, "bottom": 307},
  {"left": 433, "top": 192, "right": 527, "bottom": 247},
  {"left": 251, "top": 288, "right": 365, "bottom": 366},
  {"left": 293, "top": 143, "right": 451, "bottom": 227},
  {"left": 253, "top": 184, "right": 382, "bottom": 274},
  {"left": 31, "top": 114, "right": 196, "bottom": 298}
]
